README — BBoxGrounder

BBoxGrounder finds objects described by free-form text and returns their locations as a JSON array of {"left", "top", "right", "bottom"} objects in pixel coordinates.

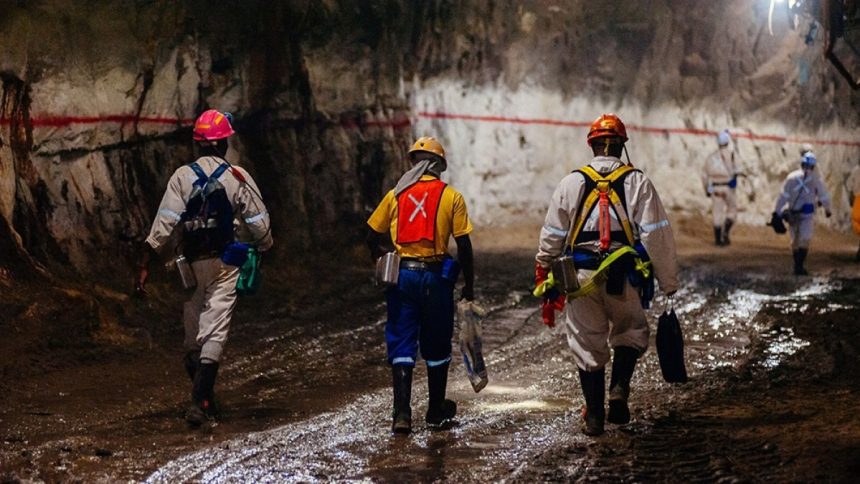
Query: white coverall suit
[
  {"left": 702, "top": 147, "right": 739, "bottom": 229},
  {"left": 145, "top": 156, "right": 273, "bottom": 363},
  {"left": 536, "top": 156, "right": 679, "bottom": 371},
  {"left": 774, "top": 168, "right": 831, "bottom": 250}
]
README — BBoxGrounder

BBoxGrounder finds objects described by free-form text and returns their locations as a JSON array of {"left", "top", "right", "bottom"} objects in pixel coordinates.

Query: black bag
[
  {"left": 656, "top": 309, "right": 688, "bottom": 383},
  {"left": 180, "top": 162, "right": 235, "bottom": 260},
  {"left": 767, "top": 211, "right": 787, "bottom": 234}
]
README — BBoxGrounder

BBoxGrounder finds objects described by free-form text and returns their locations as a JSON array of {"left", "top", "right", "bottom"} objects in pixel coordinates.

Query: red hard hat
[
  {"left": 587, "top": 113, "right": 628, "bottom": 146},
  {"left": 193, "top": 109, "right": 235, "bottom": 141}
]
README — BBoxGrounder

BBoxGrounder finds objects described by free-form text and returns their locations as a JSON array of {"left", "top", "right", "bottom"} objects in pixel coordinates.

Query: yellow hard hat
[{"left": 408, "top": 136, "right": 446, "bottom": 161}]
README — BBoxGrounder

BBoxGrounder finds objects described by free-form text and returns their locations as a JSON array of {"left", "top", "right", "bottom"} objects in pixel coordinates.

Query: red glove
[
  {"left": 541, "top": 293, "right": 565, "bottom": 328},
  {"left": 534, "top": 262, "right": 550, "bottom": 287},
  {"left": 535, "top": 262, "right": 564, "bottom": 328}
]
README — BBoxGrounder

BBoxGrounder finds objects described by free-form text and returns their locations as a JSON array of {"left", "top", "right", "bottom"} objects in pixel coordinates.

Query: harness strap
[
  {"left": 570, "top": 165, "right": 637, "bottom": 248},
  {"left": 532, "top": 246, "right": 653, "bottom": 300},
  {"left": 566, "top": 246, "right": 650, "bottom": 299},
  {"left": 189, "top": 162, "right": 208, "bottom": 188},
  {"left": 189, "top": 161, "right": 231, "bottom": 188},
  {"left": 211, "top": 162, "right": 230, "bottom": 181}
]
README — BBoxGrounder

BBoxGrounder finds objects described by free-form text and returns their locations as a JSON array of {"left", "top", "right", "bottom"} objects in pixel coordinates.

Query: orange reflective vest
[{"left": 396, "top": 179, "right": 447, "bottom": 244}]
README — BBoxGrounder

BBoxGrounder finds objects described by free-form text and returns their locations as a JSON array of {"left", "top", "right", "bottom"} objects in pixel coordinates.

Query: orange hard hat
[
  {"left": 587, "top": 113, "right": 628, "bottom": 146},
  {"left": 193, "top": 109, "right": 235, "bottom": 141},
  {"left": 408, "top": 136, "right": 446, "bottom": 161}
]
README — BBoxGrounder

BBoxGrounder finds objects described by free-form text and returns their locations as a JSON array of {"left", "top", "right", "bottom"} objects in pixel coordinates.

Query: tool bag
[
  {"left": 767, "top": 211, "right": 787, "bottom": 234},
  {"left": 458, "top": 300, "right": 488, "bottom": 392},
  {"left": 656, "top": 307, "right": 688, "bottom": 383}
]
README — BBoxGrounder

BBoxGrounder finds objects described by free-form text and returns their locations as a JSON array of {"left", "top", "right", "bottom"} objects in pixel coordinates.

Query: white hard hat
[
  {"left": 800, "top": 143, "right": 814, "bottom": 156},
  {"left": 717, "top": 129, "right": 731, "bottom": 146}
]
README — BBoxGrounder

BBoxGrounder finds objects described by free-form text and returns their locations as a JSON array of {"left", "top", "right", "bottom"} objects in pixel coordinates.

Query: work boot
[
  {"left": 578, "top": 368, "right": 605, "bottom": 436},
  {"left": 855, "top": 242, "right": 860, "bottom": 262},
  {"left": 607, "top": 346, "right": 639, "bottom": 425},
  {"left": 183, "top": 350, "right": 200, "bottom": 382},
  {"left": 713, "top": 227, "right": 724, "bottom": 246},
  {"left": 425, "top": 362, "right": 456, "bottom": 428},
  {"left": 793, "top": 248, "right": 809, "bottom": 276},
  {"left": 391, "top": 365, "right": 413, "bottom": 434},
  {"left": 723, "top": 219, "right": 734, "bottom": 246},
  {"left": 187, "top": 360, "right": 219, "bottom": 426}
]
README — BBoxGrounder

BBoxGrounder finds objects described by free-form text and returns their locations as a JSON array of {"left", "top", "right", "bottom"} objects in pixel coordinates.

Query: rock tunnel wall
[{"left": 0, "top": 0, "right": 858, "bottom": 279}]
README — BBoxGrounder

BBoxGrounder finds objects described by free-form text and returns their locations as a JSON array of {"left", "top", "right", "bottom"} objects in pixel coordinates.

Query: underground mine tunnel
[{"left": 1, "top": 0, "right": 860, "bottom": 482}]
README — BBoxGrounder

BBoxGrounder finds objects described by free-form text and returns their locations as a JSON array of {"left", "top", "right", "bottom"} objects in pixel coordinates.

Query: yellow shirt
[{"left": 367, "top": 175, "right": 473, "bottom": 259}]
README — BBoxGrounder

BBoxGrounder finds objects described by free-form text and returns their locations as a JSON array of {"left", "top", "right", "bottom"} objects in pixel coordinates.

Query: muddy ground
[{"left": 1, "top": 219, "right": 859, "bottom": 482}]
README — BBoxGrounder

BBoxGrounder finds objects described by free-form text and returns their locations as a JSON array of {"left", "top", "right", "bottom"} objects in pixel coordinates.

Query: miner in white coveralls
[
  {"left": 773, "top": 145, "right": 831, "bottom": 275},
  {"left": 702, "top": 129, "right": 741, "bottom": 246},
  {"left": 534, "top": 113, "right": 679, "bottom": 436}
]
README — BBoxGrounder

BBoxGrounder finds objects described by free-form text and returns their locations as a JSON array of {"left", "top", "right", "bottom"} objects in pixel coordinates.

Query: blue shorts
[{"left": 385, "top": 268, "right": 455, "bottom": 367}]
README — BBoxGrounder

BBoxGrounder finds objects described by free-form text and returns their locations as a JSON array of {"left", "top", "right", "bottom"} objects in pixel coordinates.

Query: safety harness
[{"left": 534, "top": 164, "right": 654, "bottom": 307}]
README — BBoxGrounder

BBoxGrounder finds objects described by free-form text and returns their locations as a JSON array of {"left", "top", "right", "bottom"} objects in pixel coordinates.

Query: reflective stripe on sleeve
[
  {"left": 543, "top": 224, "right": 568, "bottom": 237},
  {"left": 640, "top": 220, "right": 669, "bottom": 232},
  {"left": 245, "top": 212, "right": 267, "bottom": 224},
  {"left": 426, "top": 356, "right": 452, "bottom": 367},
  {"left": 158, "top": 208, "right": 182, "bottom": 220}
]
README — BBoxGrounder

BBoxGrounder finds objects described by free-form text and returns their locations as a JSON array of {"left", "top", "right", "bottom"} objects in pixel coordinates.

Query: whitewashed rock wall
[{"left": 411, "top": 80, "right": 860, "bottom": 229}]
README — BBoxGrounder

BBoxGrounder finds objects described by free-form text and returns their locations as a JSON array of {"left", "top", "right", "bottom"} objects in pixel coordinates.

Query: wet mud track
[
  {"left": 3, "top": 234, "right": 860, "bottom": 482},
  {"left": 148, "top": 251, "right": 860, "bottom": 482}
]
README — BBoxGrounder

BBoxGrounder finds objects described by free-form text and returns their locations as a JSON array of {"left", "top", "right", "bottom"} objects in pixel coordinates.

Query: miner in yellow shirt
[{"left": 367, "top": 136, "right": 474, "bottom": 434}]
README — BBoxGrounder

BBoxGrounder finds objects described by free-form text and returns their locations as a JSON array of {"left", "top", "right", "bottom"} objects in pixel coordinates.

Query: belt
[{"left": 400, "top": 259, "right": 443, "bottom": 272}]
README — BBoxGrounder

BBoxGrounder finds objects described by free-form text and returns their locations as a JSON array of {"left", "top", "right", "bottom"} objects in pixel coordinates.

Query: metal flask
[
  {"left": 375, "top": 252, "right": 400, "bottom": 286},
  {"left": 551, "top": 255, "right": 580, "bottom": 293},
  {"left": 175, "top": 255, "right": 197, "bottom": 289}
]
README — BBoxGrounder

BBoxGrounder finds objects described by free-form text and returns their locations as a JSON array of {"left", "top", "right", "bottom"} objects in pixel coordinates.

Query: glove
[
  {"left": 535, "top": 262, "right": 565, "bottom": 327},
  {"left": 541, "top": 289, "right": 566, "bottom": 328},
  {"left": 460, "top": 285, "right": 474, "bottom": 301},
  {"left": 534, "top": 262, "right": 550, "bottom": 287},
  {"left": 825, "top": 209, "right": 832, "bottom": 218}
]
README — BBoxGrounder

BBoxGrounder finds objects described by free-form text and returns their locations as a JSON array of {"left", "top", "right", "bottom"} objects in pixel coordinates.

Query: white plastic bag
[{"left": 458, "top": 300, "right": 488, "bottom": 392}]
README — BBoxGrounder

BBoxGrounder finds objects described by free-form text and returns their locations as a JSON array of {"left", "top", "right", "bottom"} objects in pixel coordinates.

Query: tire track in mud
[{"left": 146, "top": 266, "right": 850, "bottom": 482}]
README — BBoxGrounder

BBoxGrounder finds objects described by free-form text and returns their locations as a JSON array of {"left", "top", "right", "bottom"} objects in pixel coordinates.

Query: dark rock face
[{"left": 0, "top": 1, "right": 858, "bottom": 277}]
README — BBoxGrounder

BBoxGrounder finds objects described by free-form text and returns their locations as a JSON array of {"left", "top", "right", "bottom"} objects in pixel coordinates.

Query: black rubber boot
[
  {"left": 187, "top": 361, "right": 219, "bottom": 426},
  {"left": 855, "top": 242, "right": 860, "bottom": 262},
  {"left": 713, "top": 227, "right": 724, "bottom": 246},
  {"left": 607, "top": 347, "right": 639, "bottom": 425},
  {"left": 425, "top": 362, "right": 456, "bottom": 428},
  {"left": 723, "top": 219, "right": 734, "bottom": 246},
  {"left": 391, "top": 365, "right": 413, "bottom": 434},
  {"left": 578, "top": 368, "right": 605, "bottom": 436},
  {"left": 183, "top": 350, "right": 200, "bottom": 382},
  {"left": 793, "top": 248, "right": 809, "bottom": 275}
]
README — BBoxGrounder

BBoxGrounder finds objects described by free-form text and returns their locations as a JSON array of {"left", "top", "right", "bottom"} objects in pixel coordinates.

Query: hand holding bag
[{"left": 656, "top": 301, "right": 688, "bottom": 383}]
